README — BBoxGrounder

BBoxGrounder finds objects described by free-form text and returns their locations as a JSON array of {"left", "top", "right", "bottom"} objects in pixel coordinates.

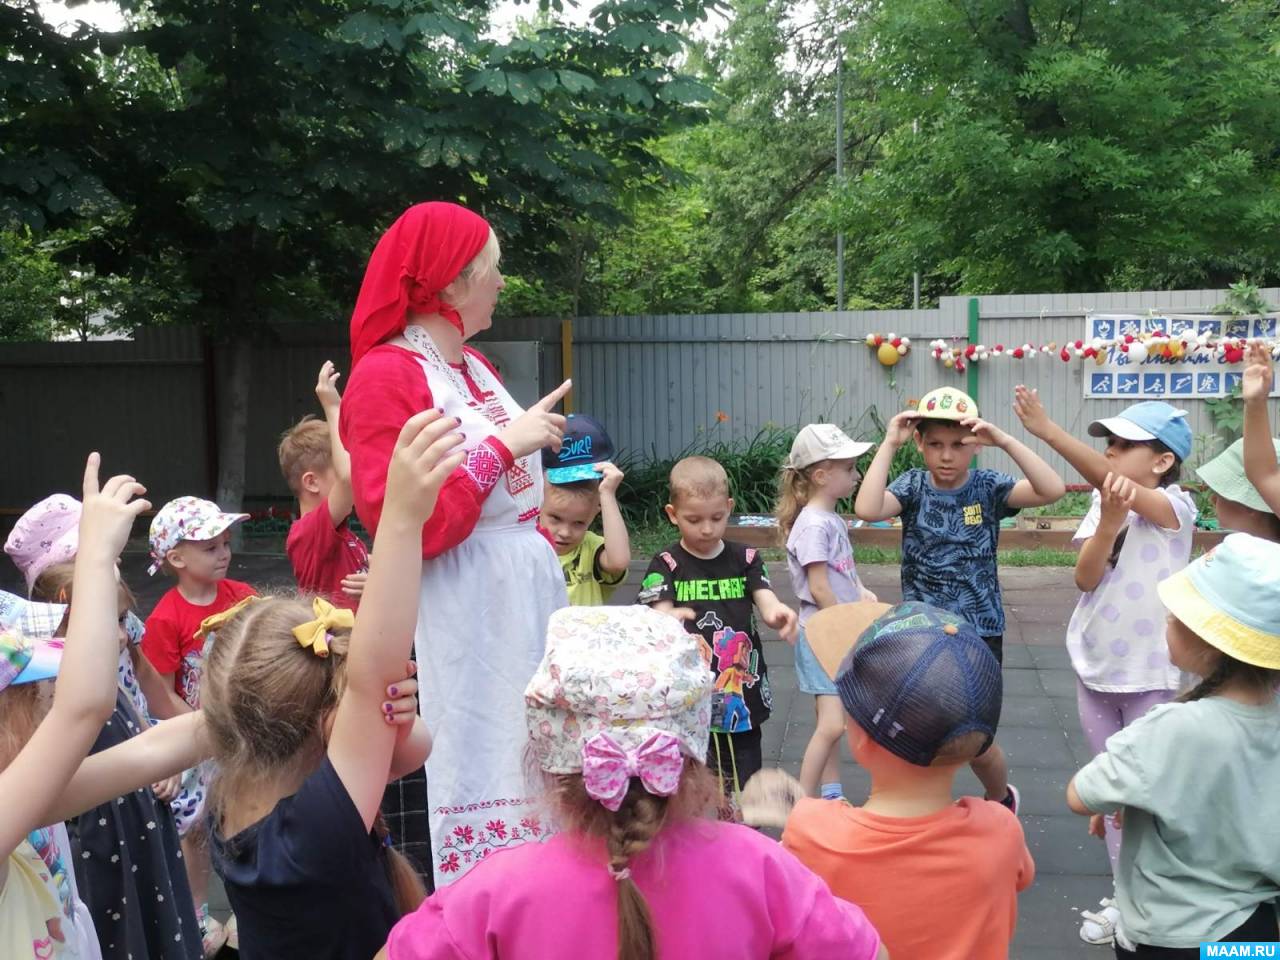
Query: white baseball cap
[
  {"left": 786, "top": 424, "right": 873, "bottom": 470},
  {"left": 148, "top": 496, "right": 248, "bottom": 575}
]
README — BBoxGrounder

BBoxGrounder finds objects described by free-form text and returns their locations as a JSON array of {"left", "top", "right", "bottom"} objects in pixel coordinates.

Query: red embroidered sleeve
[{"left": 341, "top": 346, "right": 512, "bottom": 560}]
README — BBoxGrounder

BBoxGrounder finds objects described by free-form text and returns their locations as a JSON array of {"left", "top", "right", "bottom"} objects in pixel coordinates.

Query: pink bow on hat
[{"left": 582, "top": 732, "right": 684, "bottom": 812}]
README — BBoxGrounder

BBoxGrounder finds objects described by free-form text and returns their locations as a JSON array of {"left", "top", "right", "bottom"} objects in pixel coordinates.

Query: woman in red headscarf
[{"left": 341, "top": 202, "right": 570, "bottom": 887}]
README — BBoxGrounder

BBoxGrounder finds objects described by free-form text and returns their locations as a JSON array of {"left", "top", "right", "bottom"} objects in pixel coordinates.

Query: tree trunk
[{"left": 213, "top": 337, "right": 253, "bottom": 519}]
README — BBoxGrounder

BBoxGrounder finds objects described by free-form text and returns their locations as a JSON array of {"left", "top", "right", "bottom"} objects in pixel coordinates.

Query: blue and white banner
[{"left": 1083, "top": 314, "right": 1280, "bottom": 400}]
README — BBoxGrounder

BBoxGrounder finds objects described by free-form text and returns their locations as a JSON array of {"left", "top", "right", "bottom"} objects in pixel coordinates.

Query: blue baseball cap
[
  {"left": 542, "top": 414, "right": 616, "bottom": 484},
  {"left": 1088, "top": 401, "right": 1192, "bottom": 461},
  {"left": 805, "top": 601, "right": 1002, "bottom": 767}
]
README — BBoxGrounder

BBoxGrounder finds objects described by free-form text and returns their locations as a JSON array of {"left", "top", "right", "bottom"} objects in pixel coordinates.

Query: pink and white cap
[
  {"left": 148, "top": 496, "right": 248, "bottom": 575},
  {"left": 4, "top": 494, "right": 82, "bottom": 594}
]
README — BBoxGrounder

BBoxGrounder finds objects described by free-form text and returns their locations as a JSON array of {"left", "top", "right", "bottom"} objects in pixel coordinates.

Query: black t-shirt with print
[{"left": 637, "top": 540, "right": 773, "bottom": 733}]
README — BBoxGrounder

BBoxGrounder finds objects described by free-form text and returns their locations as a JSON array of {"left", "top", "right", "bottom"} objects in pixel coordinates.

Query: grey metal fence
[{"left": 3, "top": 285, "right": 1277, "bottom": 513}]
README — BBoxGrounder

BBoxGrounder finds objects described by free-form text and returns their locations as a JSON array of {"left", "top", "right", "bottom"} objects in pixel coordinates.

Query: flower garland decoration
[
  {"left": 865, "top": 332, "right": 911, "bottom": 367},
  {"left": 930, "top": 331, "right": 1280, "bottom": 372}
]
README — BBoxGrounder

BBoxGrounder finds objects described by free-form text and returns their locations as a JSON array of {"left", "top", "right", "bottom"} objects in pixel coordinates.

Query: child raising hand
[
  {"left": 0, "top": 455, "right": 149, "bottom": 955},
  {"left": 204, "top": 409, "right": 464, "bottom": 960},
  {"left": 1241, "top": 342, "right": 1280, "bottom": 515}
]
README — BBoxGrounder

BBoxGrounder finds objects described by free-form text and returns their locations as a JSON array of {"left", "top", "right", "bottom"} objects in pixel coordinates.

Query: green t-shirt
[
  {"left": 558, "top": 530, "right": 626, "bottom": 606},
  {"left": 1073, "top": 696, "right": 1280, "bottom": 948}
]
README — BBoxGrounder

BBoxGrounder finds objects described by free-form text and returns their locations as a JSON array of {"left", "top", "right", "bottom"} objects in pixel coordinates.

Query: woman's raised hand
[
  {"left": 79, "top": 453, "right": 150, "bottom": 563},
  {"left": 497, "top": 379, "right": 572, "bottom": 459}
]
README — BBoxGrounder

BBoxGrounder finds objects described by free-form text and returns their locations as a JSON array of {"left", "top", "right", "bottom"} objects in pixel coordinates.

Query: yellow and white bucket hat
[{"left": 1157, "top": 533, "right": 1280, "bottom": 670}]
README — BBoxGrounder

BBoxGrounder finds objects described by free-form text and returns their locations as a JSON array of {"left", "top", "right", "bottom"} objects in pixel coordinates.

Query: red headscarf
[{"left": 349, "top": 202, "right": 492, "bottom": 367}]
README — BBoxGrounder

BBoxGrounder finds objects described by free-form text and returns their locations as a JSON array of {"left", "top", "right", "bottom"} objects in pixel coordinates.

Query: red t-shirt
[
  {"left": 142, "top": 578, "right": 256, "bottom": 706},
  {"left": 286, "top": 501, "right": 370, "bottom": 609}
]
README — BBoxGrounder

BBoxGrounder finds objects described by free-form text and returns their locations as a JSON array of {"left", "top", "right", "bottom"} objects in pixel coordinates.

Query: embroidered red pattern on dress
[
  {"left": 463, "top": 446, "right": 504, "bottom": 491},
  {"left": 437, "top": 810, "right": 548, "bottom": 873}
]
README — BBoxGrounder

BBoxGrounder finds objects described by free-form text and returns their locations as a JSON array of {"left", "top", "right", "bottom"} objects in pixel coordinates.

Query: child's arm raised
[
  {"left": 1242, "top": 344, "right": 1280, "bottom": 514},
  {"left": 42, "top": 711, "right": 207, "bottom": 823},
  {"left": 317, "top": 360, "right": 356, "bottom": 527},
  {"left": 595, "top": 462, "right": 632, "bottom": 577},
  {"left": 328, "top": 409, "right": 464, "bottom": 831},
  {"left": 1014, "top": 385, "right": 1179, "bottom": 529},
  {"left": 854, "top": 411, "right": 919, "bottom": 521},
  {"left": 0, "top": 455, "right": 149, "bottom": 857},
  {"left": 1074, "top": 474, "right": 1134, "bottom": 592},
  {"left": 961, "top": 417, "right": 1066, "bottom": 507}
]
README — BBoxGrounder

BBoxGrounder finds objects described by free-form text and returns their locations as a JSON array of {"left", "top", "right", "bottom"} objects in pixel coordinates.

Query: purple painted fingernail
[
  {"left": 388, "top": 685, "right": 399, "bottom": 697},
  {"left": 383, "top": 702, "right": 394, "bottom": 713}
]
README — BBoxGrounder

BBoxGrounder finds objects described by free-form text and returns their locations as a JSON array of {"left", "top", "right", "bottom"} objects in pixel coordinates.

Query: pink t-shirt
[{"left": 386, "top": 819, "right": 882, "bottom": 960}]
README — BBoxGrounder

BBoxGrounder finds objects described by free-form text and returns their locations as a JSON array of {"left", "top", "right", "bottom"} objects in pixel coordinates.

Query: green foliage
[
  {"left": 1023, "top": 490, "right": 1093, "bottom": 517},
  {"left": 1205, "top": 386, "right": 1246, "bottom": 444},
  {"left": 1212, "top": 281, "right": 1272, "bottom": 317},
  {"left": 1, "top": 0, "right": 716, "bottom": 337},
  {"left": 614, "top": 403, "right": 919, "bottom": 529},
  {"left": 831, "top": 0, "right": 1280, "bottom": 297},
  {"left": 0, "top": 229, "right": 60, "bottom": 340}
]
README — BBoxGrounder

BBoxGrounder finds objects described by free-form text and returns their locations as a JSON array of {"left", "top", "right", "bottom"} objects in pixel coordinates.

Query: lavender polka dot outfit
[{"left": 1067, "top": 484, "right": 1196, "bottom": 868}]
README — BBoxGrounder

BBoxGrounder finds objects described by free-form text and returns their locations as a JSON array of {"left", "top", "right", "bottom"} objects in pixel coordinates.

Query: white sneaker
[{"left": 1079, "top": 897, "right": 1120, "bottom": 945}]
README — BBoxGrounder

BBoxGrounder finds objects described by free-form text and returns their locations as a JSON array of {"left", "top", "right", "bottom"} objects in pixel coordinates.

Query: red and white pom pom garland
[{"left": 929, "top": 331, "right": 1280, "bottom": 371}]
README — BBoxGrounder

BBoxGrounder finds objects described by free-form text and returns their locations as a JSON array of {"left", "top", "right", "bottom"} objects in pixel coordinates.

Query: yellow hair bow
[
  {"left": 291, "top": 597, "right": 354, "bottom": 658},
  {"left": 194, "top": 595, "right": 261, "bottom": 643}
]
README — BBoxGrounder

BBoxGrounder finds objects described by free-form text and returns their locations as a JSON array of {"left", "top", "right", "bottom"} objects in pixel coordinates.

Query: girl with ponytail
[
  {"left": 203, "top": 408, "right": 465, "bottom": 960},
  {"left": 379, "top": 606, "right": 888, "bottom": 960}
]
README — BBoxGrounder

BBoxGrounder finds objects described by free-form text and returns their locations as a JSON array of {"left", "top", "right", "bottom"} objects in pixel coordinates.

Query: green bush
[{"left": 613, "top": 405, "right": 925, "bottom": 529}]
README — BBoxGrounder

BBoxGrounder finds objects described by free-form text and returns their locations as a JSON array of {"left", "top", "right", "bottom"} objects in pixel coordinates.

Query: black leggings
[{"left": 1114, "top": 902, "right": 1279, "bottom": 958}]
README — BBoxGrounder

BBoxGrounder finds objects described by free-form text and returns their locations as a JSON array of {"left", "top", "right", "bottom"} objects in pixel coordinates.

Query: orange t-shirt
[{"left": 782, "top": 797, "right": 1034, "bottom": 960}]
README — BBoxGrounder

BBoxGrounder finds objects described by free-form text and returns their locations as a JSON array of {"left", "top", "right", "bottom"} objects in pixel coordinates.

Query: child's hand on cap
[
  {"left": 595, "top": 462, "right": 624, "bottom": 495},
  {"left": 960, "top": 417, "right": 1010, "bottom": 450},
  {"left": 316, "top": 360, "right": 342, "bottom": 410},
  {"left": 884, "top": 410, "right": 922, "bottom": 447},
  {"left": 79, "top": 452, "right": 151, "bottom": 563},
  {"left": 384, "top": 409, "right": 466, "bottom": 524}
]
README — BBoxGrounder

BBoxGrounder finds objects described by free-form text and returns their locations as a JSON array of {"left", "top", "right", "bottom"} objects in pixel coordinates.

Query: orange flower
[{"left": 715, "top": 411, "right": 730, "bottom": 423}]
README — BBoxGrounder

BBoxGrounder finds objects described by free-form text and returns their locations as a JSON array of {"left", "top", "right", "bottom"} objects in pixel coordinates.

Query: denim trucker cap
[
  {"left": 542, "top": 414, "right": 616, "bottom": 484},
  {"left": 806, "top": 601, "right": 1003, "bottom": 766},
  {"left": 1088, "top": 401, "right": 1192, "bottom": 462}
]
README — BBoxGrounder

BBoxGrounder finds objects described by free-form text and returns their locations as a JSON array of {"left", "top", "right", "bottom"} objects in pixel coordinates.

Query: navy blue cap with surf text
[{"left": 543, "top": 414, "right": 616, "bottom": 484}]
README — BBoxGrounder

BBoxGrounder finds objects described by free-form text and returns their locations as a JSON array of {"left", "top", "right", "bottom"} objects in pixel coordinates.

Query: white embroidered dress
[{"left": 401, "top": 328, "right": 567, "bottom": 885}]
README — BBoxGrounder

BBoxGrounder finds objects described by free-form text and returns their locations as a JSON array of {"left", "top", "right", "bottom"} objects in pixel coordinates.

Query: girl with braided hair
[
  {"left": 379, "top": 606, "right": 887, "bottom": 960},
  {"left": 203, "top": 409, "right": 464, "bottom": 960}
]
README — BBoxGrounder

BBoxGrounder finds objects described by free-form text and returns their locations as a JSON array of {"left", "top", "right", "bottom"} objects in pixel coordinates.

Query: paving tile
[
  {"left": 1001, "top": 694, "right": 1067, "bottom": 729},
  {"left": 1012, "top": 873, "right": 1119, "bottom": 953},
  {"left": 1038, "top": 668, "right": 1081, "bottom": 699},
  {"left": 999, "top": 727, "right": 1079, "bottom": 772},
  {"left": 1021, "top": 815, "right": 1113, "bottom": 877}
]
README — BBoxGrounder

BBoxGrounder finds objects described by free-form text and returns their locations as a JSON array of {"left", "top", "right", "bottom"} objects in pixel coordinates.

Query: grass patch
[{"left": 855, "top": 545, "right": 1077, "bottom": 567}]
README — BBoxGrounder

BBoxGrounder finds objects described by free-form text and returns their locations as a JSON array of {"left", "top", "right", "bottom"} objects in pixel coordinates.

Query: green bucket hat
[{"left": 1197, "top": 437, "right": 1280, "bottom": 515}]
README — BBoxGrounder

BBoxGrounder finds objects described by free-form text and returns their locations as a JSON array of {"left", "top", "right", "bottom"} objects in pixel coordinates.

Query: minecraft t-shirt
[{"left": 637, "top": 541, "right": 772, "bottom": 733}]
